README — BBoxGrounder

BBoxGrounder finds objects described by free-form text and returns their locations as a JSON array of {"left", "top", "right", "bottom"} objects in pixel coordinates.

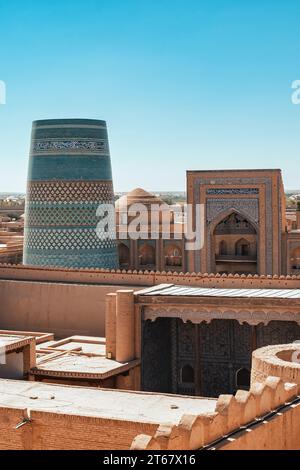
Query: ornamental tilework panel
[
  {"left": 32, "top": 139, "right": 108, "bottom": 154},
  {"left": 23, "top": 251, "right": 117, "bottom": 269},
  {"left": 141, "top": 318, "right": 173, "bottom": 393},
  {"left": 206, "top": 198, "right": 259, "bottom": 224},
  {"left": 26, "top": 204, "right": 104, "bottom": 227},
  {"left": 142, "top": 318, "right": 253, "bottom": 397},
  {"left": 23, "top": 119, "right": 119, "bottom": 269},
  {"left": 27, "top": 155, "right": 113, "bottom": 181},
  {"left": 27, "top": 180, "right": 114, "bottom": 203},
  {"left": 24, "top": 228, "right": 116, "bottom": 251},
  {"left": 206, "top": 188, "right": 259, "bottom": 195}
]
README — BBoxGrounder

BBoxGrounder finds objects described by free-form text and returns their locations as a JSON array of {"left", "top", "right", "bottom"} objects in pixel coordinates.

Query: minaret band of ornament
[
  {"left": 32, "top": 139, "right": 108, "bottom": 154},
  {"left": 23, "top": 119, "right": 119, "bottom": 269}
]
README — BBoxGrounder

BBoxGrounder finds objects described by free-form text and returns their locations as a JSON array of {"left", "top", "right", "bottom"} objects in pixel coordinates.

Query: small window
[
  {"left": 236, "top": 367, "right": 250, "bottom": 390},
  {"left": 181, "top": 364, "right": 195, "bottom": 384}
]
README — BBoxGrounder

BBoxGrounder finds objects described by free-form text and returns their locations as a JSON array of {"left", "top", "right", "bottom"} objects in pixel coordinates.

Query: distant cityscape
[
  {"left": 0, "top": 191, "right": 186, "bottom": 209},
  {"left": 0, "top": 190, "right": 299, "bottom": 209}
]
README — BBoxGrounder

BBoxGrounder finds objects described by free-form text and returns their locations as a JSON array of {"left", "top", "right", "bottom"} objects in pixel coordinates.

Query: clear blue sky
[{"left": 0, "top": 0, "right": 300, "bottom": 192}]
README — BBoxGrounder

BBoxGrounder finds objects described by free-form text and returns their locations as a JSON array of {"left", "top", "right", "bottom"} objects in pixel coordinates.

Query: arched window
[
  {"left": 118, "top": 243, "right": 130, "bottom": 267},
  {"left": 181, "top": 364, "right": 195, "bottom": 384},
  {"left": 214, "top": 211, "right": 258, "bottom": 275},
  {"left": 290, "top": 246, "right": 300, "bottom": 270},
  {"left": 236, "top": 367, "right": 250, "bottom": 390},
  {"left": 139, "top": 243, "right": 156, "bottom": 266},
  {"left": 164, "top": 243, "right": 182, "bottom": 267},
  {"left": 219, "top": 240, "right": 227, "bottom": 255},
  {"left": 235, "top": 238, "right": 250, "bottom": 256}
]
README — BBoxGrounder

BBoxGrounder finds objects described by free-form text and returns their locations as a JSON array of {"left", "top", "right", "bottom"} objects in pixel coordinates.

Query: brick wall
[{"left": 0, "top": 407, "right": 158, "bottom": 450}]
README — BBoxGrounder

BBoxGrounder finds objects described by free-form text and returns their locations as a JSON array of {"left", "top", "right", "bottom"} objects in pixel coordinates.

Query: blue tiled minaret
[{"left": 23, "top": 119, "right": 119, "bottom": 269}]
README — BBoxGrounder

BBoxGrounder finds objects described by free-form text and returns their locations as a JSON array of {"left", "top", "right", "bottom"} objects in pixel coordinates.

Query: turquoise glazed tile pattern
[{"left": 23, "top": 119, "right": 119, "bottom": 269}]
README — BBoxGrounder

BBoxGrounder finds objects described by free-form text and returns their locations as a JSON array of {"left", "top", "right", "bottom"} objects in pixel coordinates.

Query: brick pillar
[
  {"left": 105, "top": 293, "right": 117, "bottom": 359},
  {"left": 23, "top": 340, "right": 36, "bottom": 377},
  {"left": 116, "top": 290, "right": 135, "bottom": 363}
]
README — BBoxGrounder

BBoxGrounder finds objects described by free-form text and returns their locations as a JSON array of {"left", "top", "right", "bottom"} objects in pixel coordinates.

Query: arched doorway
[
  {"left": 139, "top": 242, "right": 156, "bottom": 268},
  {"left": 213, "top": 211, "right": 258, "bottom": 274},
  {"left": 179, "top": 364, "right": 195, "bottom": 395},
  {"left": 118, "top": 243, "right": 130, "bottom": 268},
  {"left": 181, "top": 364, "right": 194, "bottom": 382}
]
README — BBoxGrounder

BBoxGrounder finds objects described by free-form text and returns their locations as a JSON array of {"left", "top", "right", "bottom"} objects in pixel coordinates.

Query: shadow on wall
[{"left": 0, "top": 280, "right": 139, "bottom": 338}]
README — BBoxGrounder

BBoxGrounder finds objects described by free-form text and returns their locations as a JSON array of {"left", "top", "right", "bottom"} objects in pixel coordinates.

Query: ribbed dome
[{"left": 116, "top": 188, "right": 164, "bottom": 208}]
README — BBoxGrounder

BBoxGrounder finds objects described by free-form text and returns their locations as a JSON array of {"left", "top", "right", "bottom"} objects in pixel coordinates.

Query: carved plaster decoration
[{"left": 143, "top": 305, "right": 300, "bottom": 326}]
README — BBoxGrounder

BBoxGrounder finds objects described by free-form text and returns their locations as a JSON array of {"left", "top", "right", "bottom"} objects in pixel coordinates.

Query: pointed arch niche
[{"left": 211, "top": 210, "right": 258, "bottom": 275}]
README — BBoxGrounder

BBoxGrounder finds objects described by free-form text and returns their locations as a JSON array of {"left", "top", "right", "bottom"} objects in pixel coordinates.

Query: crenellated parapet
[
  {"left": 130, "top": 375, "right": 300, "bottom": 450},
  {"left": 1, "top": 262, "right": 300, "bottom": 288},
  {"left": 131, "top": 343, "right": 300, "bottom": 450}
]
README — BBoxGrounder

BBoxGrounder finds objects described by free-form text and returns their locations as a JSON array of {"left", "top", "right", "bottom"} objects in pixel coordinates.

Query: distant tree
[
  {"left": 160, "top": 195, "right": 174, "bottom": 205},
  {"left": 286, "top": 196, "right": 296, "bottom": 209}
]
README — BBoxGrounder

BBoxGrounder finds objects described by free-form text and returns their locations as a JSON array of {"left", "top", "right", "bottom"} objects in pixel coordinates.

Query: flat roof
[
  {"left": 32, "top": 354, "right": 139, "bottom": 379},
  {"left": 186, "top": 168, "right": 282, "bottom": 174},
  {"left": 138, "top": 284, "right": 300, "bottom": 299},
  {"left": 41, "top": 335, "right": 106, "bottom": 355},
  {"left": 0, "top": 334, "right": 34, "bottom": 352},
  {"left": 33, "top": 335, "right": 137, "bottom": 379},
  {"left": 0, "top": 330, "right": 53, "bottom": 345},
  {"left": 0, "top": 379, "right": 216, "bottom": 424}
]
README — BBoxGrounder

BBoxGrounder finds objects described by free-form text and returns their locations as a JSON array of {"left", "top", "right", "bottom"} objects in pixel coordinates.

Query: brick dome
[{"left": 115, "top": 188, "right": 164, "bottom": 209}]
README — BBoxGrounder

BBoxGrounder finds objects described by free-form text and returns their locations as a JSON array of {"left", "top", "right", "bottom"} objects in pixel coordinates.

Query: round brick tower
[{"left": 23, "top": 118, "right": 119, "bottom": 269}]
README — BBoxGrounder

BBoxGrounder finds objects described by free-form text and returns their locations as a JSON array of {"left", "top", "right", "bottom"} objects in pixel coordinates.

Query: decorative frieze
[
  {"left": 27, "top": 180, "right": 114, "bottom": 203},
  {"left": 32, "top": 139, "right": 108, "bottom": 154},
  {"left": 143, "top": 305, "right": 300, "bottom": 326},
  {"left": 206, "top": 188, "right": 259, "bottom": 195}
]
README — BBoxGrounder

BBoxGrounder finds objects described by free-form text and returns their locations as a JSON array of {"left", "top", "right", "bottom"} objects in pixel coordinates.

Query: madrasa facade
[{"left": 116, "top": 169, "right": 300, "bottom": 277}]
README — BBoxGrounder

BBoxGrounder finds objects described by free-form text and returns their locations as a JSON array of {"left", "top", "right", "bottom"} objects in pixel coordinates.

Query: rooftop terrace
[
  {"left": 34, "top": 335, "right": 138, "bottom": 379},
  {"left": 0, "top": 334, "right": 34, "bottom": 352},
  {"left": 0, "top": 379, "right": 216, "bottom": 424}
]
